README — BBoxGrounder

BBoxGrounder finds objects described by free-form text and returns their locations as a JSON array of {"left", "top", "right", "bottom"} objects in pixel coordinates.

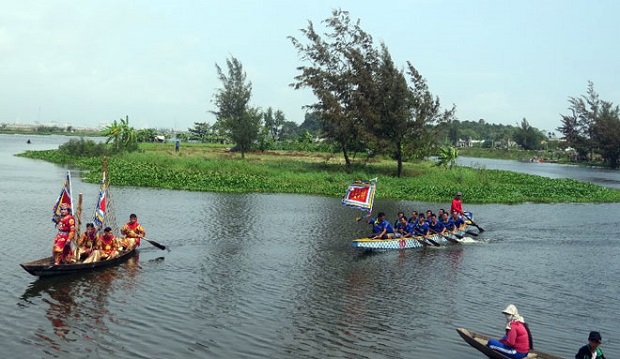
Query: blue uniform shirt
[{"left": 413, "top": 221, "right": 429, "bottom": 236}]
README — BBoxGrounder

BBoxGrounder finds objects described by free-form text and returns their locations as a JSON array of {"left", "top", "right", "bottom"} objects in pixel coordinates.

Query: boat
[
  {"left": 352, "top": 231, "right": 471, "bottom": 250},
  {"left": 20, "top": 248, "right": 137, "bottom": 277},
  {"left": 456, "top": 327, "right": 564, "bottom": 359},
  {"left": 20, "top": 158, "right": 135, "bottom": 277},
  {"left": 342, "top": 178, "right": 479, "bottom": 250}
]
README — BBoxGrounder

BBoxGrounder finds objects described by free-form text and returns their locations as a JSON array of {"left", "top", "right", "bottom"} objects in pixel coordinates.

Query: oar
[
  {"left": 414, "top": 236, "right": 431, "bottom": 247},
  {"left": 142, "top": 237, "right": 167, "bottom": 250},
  {"left": 462, "top": 212, "right": 485, "bottom": 232},
  {"left": 418, "top": 232, "right": 440, "bottom": 247},
  {"left": 429, "top": 228, "right": 459, "bottom": 244},
  {"left": 465, "top": 230, "right": 478, "bottom": 237}
]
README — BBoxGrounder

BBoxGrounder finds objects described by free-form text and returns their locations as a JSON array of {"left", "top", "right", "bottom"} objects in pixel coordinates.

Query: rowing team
[{"left": 368, "top": 209, "right": 469, "bottom": 240}]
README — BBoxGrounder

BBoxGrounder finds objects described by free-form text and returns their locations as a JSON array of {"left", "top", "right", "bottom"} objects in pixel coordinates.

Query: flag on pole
[
  {"left": 92, "top": 174, "right": 107, "bottom": 229},
  {"left": 52, "top": 171, "right": 73, "bottom": 223}
]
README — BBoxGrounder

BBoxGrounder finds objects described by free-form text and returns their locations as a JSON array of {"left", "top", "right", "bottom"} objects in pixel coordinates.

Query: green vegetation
[
  {"left": 558, "top": 81, "right": 620, "bottom": 168},
  {"left": 17, "top": 143, "right": 620, "bottom": 204},
  {"left": 289, "top": 9, "right": 454, "bottom": 175}
]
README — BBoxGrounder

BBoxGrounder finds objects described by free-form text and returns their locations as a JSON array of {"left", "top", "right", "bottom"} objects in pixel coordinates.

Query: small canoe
[
  {"left": 20, "top": 248, "right": 137, "bottom": 277},
  {"left": 456, "top": 327, "right": 564, "bottom": 359}
]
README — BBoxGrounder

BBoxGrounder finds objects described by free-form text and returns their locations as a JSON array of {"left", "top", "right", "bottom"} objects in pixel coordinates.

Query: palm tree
[{"left": 103, "top": 116, "right": 137, "bottom": 152}]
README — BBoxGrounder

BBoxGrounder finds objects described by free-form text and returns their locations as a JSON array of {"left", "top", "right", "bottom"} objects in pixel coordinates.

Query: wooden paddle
[
  {"left": 429, "top": 228, "right": 459, "bottom": 244},
  {"left": 425, "top": 236, "right": 441, "bottom": 247},
  {"left": 414, "top": 236, "right": 431, "bottom": 247},
  {"left": 142, "top": 237, "right": 167, "bottom": 250},
  {"left": 462, "top": 212, "right": 485, "bottom": 232}
]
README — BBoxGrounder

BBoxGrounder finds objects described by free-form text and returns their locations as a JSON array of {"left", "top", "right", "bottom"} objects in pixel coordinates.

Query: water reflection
[{"left": 20, "top": 255, "right": 140, "bottom": 350}]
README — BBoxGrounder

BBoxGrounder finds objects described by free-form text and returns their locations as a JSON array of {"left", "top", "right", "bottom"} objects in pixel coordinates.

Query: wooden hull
[
  {"left": 352, "top": 231, "right": 468, "bottom": 250},
  {"left": 20, "top": 249, "right": 137, "bottom": 277},
  {"left": 456, "top": 327, "right": 564, "bottom": 359}
]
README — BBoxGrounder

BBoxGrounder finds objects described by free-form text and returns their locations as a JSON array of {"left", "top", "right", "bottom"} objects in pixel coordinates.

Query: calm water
[{"left": 1, "top": 134, "right": 619, "bottom": 358}]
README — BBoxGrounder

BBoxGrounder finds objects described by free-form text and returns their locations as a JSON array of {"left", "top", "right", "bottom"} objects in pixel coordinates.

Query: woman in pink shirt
[{"left": 487, "top": 304, "right": 532, "bottom": 359}]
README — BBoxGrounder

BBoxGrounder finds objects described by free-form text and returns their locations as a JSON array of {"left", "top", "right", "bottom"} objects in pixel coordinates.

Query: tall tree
[
  {"left": 299, "top": 111, "right": 322, "bottom": 136},
  {"left": 359, "top": 43, "right": 411, "bottom": 176},
  {"left": 212, "top": 56, "right": 261, "bottom": 158},
  {"left": 289, "top": 9, "right": 374, "bottom": 166},
  {"left": 513, "top": 118, "right": 545, "bottom": 150},
  {"left": 188, "top": 122, "right": 212, "bottom": 142},
  {"left": 557, "top": 81, "right": 599, "bottom": 160},
  {"left": 404, "top": 62, "right": 455, "bottom": 160},
  {"left": 591, "top": 101, "right": 620, "bottom": 168}
]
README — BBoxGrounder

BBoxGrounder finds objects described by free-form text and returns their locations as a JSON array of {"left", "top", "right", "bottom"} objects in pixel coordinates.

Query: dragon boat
[
  {"left": 352, "top": 230, "right": 472, "bottom": 250},
  {"left": 341, "top": 178, "right": 480, "bottom": 251}
]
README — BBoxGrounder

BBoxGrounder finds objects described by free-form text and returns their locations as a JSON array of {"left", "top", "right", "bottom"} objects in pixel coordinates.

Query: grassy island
[{"left": 17, "top": 143, "right": 620, "bottom": 204}]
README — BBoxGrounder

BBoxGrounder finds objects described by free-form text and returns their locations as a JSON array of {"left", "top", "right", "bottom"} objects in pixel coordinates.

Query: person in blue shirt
[
  {"left": 451, "top": 211, "right": 466, "bottom": 231},
  {"left": 369, "top": 212, "right": 395, "bottom": 239},
  {"left": 393, "top": 211, "right": 406, "bottom": 231},
  {"left": 413, "top": 214, "right": 429, "bottom": 237},
  {"left": 428, "top": 214, "right": 446, "bottom": 235},
  {"left": 440, "top": 212, "right": 456, "bottom": 232},
  {"left": 408, "top": 211, "right": 419, "bottom": 224},
  {"left": 397, "top": 216, "right": 414, "bottom": 238}
]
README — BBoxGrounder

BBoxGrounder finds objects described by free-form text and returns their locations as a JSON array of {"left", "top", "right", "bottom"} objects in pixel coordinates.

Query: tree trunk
[
  {"left": 396, "top": 144, "right": 403, "bottom": 177},
  {"left": 341, "top": 143, "right": 351, "bottom": 166}
]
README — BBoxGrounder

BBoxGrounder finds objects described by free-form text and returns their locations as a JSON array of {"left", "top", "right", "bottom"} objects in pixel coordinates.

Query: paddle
[
  {"left": 429, "top": 228, "right": 459, "bottom": 244},
  {"left": 142, "top": 237, "right": 167, "bottom": 250},
  {"left": 465, "top": 230, "right": 479, "bottom": 237},
  {"left": 462, "top": 212, "right": 485, "bottom": 232},
  {"left": 414, "top": 236, "right": 431, "bottom": 247}
]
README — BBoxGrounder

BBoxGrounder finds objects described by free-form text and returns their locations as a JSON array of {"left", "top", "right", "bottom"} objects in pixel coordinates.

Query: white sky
[{"left": 1, "top": 0, "right": 618, "bottom": 134}]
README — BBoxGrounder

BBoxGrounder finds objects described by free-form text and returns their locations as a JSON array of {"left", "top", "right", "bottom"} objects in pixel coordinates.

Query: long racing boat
[{"left": 352, "top": 230, "right": 473, "bottom": 250}]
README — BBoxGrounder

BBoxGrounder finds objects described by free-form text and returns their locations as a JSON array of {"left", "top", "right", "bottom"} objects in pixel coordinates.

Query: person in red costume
[
  {"left": 120, "top": 213, "right": 146, "bottom": 250},
  {"left": 450, "top": 191, "right": 464, "bottom": 215},
  {"left": 52, "top": 204, "right": 75, "bottom": 265}
]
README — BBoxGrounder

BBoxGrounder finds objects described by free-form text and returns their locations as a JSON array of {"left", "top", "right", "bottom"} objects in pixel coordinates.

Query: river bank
[{"left": 16, "top": 142, "right": 620, "bottom": 204}]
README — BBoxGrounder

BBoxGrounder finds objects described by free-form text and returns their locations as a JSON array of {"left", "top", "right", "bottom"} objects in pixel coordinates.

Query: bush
[{"left": 58, "top": 137, "right": 107, "bottom": 157}]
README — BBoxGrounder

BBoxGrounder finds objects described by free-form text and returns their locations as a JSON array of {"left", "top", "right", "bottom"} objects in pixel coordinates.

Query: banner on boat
[
  {"left": 52, "top": 170, "right": 73, "bottom": 223},
  {"left": 341, "top": 178, "right": 377, "bottom": 214},
  {"left": 92, "top": 174, "right": 107, "bottom": 229}
]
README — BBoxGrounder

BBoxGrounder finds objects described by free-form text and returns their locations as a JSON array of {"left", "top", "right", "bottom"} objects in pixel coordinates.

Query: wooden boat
[
  {"left": 352, "top": 230, "right": 470, "bottom": 250},
  {"left": 20, "top": 248, "right": 137, "bottom": 277},
  {"left": 20, "top": 158, "right": 147, "bottom": 277},
  {"left": 456, "top": 327, "right": 564, "bottom": 359}
]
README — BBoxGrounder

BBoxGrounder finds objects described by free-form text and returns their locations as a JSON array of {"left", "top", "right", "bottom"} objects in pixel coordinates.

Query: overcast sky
[{"left": 2, "top": 0, "right": 618, "bottom": 133}]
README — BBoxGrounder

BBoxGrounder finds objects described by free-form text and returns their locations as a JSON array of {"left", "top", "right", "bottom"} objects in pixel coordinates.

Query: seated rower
[
  {"left": 77, "top": 223, "right": 99, "bottom": 261},
  {"left": 397, "top": 216, "right": 414, "bottom": 238},
  {"left": 120, "top": 213, "right": 146, "bottom": 250},
  {"left": 83, "top": 226, "right": 119, "bottom": 263},
  {"left": 413, "top": 214, "right": 430, "bottom": 237},
  {"left": 440, "top": 212, "right": 457, "bottom": 233},
  {"left": 487, "top": 304, "right": 532, "bottom": 359},
  {"left": 428, "top": 214, "right": 445, "bottom": 235},
  {"left": 451, "top": 210, "right": 466, "bottom": 231},
  {"left": 369, "top": 212, "right": 395, "bottom": 239}
]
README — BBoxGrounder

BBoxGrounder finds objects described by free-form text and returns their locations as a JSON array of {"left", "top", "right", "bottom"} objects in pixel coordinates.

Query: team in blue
[{"left": 369, "top": 209, "right": 467, "bottom": 239}]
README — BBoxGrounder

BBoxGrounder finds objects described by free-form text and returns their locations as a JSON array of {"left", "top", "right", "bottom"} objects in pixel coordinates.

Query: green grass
[{"left": 16, "top": 144, "right": 620, "bottom": 204}]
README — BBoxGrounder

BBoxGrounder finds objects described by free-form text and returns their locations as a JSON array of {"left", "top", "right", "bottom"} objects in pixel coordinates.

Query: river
[{"left": 1, "top": 134, "right": 619, "bottom": 358}]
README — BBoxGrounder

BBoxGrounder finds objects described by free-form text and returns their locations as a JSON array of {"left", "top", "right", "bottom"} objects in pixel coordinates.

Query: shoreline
[{"left": 16, "top": 143, "right": 620, "bottom": 204}]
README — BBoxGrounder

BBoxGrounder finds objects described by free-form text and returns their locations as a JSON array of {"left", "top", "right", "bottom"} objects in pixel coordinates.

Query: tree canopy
[
  {"left": 557, "top": 81, "right": 620, "bottom": 168},
  {"left": 212, "top": 56, "right": 262, "bottom": 158}
]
